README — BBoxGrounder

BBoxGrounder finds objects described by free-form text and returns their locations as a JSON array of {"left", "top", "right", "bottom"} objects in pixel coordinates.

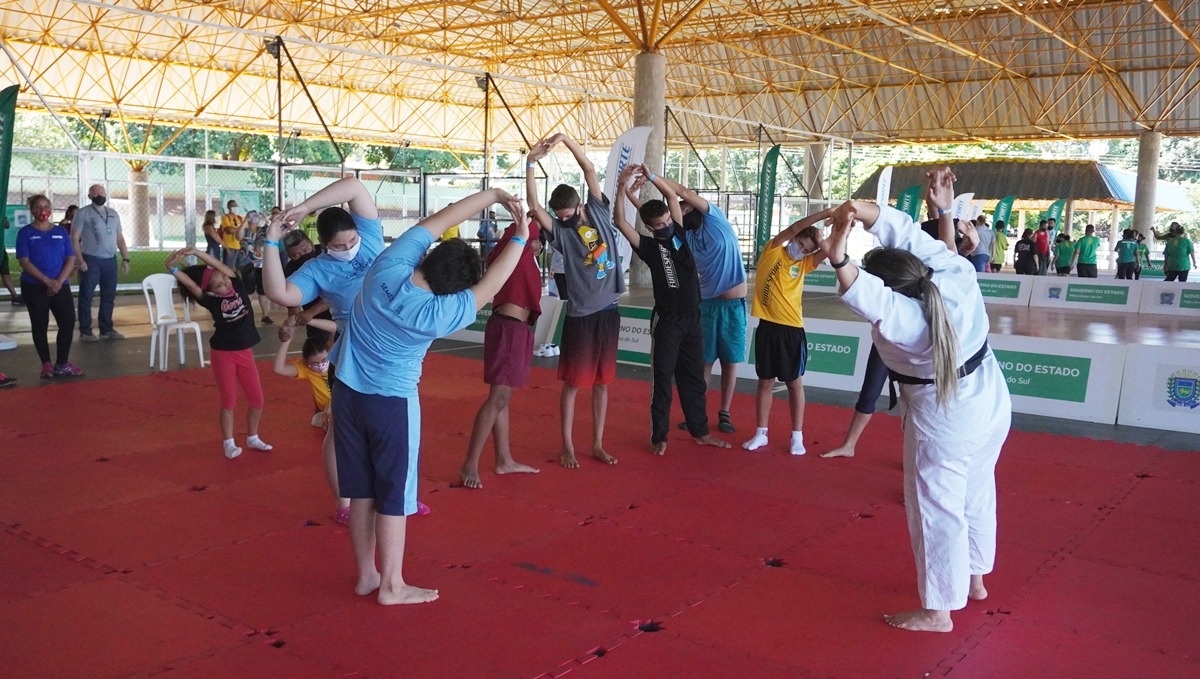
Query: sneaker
[
  {"left": 261, "top": 316, "right": 274, "bottom": 325},
  {"left": 100, "top": 330, "right": 125, "bottom": 340},
  {"left": 39, "top": 362, "right": 54, "bottom": 379},
  {"left": 80, "top": 333, "right": 100, "bottom": 343},
  {"left": 9, "top": 296, "right": 22, "bottom": 306},
  {"left": 53, "top": 362, "right": 85, "bottom": 377},
  {"left": 718, "top": 411, "right": 735, "bottom": 434},
  {"left": 0, "top": 373, "right": 16, "bottom": 388}
]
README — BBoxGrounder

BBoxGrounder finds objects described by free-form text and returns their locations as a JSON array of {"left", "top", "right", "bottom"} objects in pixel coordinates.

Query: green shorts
[{"left": 700, "top": 297, "right": 747, "bottom": 365}]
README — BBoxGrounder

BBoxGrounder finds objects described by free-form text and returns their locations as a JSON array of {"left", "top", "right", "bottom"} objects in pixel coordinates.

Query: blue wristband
[
  {"left": 648, "top": 173, "right": 657, "bottom": 182},
  {"left": 937, "top": 208, "right": 949, "bottom": 216},
  {"left": 169, "top": 266, "right": 179, "bottom": 274},
  {"left": 511, "top": 236, "right": 527, "bottom": 247},
  {"left": 264, "top": 239, "right": 281, "bottom": 247}
]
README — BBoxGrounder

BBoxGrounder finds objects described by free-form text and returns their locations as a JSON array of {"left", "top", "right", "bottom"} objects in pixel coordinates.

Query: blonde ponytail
[{"left": 916, "top": 277, "right": 959, "bottom": 408}]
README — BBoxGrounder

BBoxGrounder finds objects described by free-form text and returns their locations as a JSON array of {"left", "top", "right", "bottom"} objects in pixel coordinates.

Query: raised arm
[
  {"left": 926, "top": 168, "right": 958, "bottom": 252},
  {"left": 273, "top": 324, "right": 299, "bottom": 378},
  {"left": 525, "top": 139, "right": 554, "bottom": 234},
  {"left": 469, "top": 197, "right": 530, "bottom": 310},
  {"left": 164, "top": 248, "right": 204, "bottom": 300},
  {"left": 274, "top": 178, "right": 378, "bottom": 227},
  {"left": 420, "top": 188, "right": 518, "bottom": 241},
  {"left": 556, "top": 133, "right": 603, "bottom": 200},
  {"left": 645, "top": 166, "right": 684, "bottom": 226},
  {"left": 770, "top": 207, "right": 834, "bottom": 249},
  {"left": 186, "top": 246, "right": 238, "bottom": 279},
  {"left": 612, "top": 165, "right": 642, "bottom": 250},
  {"left": 659, "top": 175, "right": 710, "bottom": 213}
]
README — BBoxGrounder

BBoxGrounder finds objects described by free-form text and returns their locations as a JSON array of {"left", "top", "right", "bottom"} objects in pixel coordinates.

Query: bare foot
[
  {"left": 592, "top": 447, "right": 618, "bottom": 465},
  {"left": 496, "top": 460, "right": 540, "bottom": 475},
  {"left": 560, "top": 449, "right": 580, "bottom": 469},
  {"left": 377, "top": 584, "right": 439, "bottom": 606},
  {"left": 693, "top": 434, "right": 732, "bottom": 449},
  {"left": 884, "top": 609, "right": 953, "bottom": 632},
  {"left": 459, "top": 464, "right": 483, "bottom": 489},
  {"left": 969, "top": 574, "right": 988, "bottom": 601},
  {"left": 355, "top": 572, "right": 381, "bottom": 596},
  {"left": 649, "top": 441, "right": 667, "bottom": 456},
  {"left": 820, "top": 445, "right": 856, "bottom": 459}
]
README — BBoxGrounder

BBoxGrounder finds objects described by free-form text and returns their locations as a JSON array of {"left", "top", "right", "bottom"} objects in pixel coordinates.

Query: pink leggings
[{"left": 210, "top": 348, "right": 265, "bottom": 410}]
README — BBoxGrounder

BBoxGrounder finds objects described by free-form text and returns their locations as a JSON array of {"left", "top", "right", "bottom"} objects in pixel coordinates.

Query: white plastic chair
[{"left": 142, "top": 273, "right": 206, "bottom": 371}]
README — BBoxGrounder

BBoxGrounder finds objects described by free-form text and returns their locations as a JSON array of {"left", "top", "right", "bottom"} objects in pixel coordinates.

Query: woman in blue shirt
[{"left": 15, "top": 194, "right": 83, "bottom": 378}]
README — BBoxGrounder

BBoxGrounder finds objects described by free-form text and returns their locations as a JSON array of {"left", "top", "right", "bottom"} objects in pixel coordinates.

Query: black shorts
[
  {"left": 241, "top": 265, "right": 265, "bottom": 295},
  {"left": 559, "top": 307, "right": 619, "bottom": 388},
  {"left": 754, "top": 320, "right": 808, "bottom": 382},
  {"left": 1055, "top": 266, "right": 1071, "bottom": 275},
  {"left": 0, "top": 247, "right": 9, "bottom": 276}
]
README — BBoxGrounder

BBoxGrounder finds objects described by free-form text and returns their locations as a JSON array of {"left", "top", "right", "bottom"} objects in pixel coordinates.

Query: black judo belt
[{"left": 886, "top": 341, "right": 990, "bottom": 410}]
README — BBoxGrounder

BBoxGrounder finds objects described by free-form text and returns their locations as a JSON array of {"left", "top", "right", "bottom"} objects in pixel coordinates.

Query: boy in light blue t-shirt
[{"left": 327, "top": 187, "right": 530, "bottom": 607}]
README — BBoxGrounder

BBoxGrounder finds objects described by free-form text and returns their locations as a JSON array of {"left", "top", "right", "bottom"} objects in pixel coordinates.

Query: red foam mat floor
[{"left": 2, "top": 353, "right": 1197, "bottom": 678}]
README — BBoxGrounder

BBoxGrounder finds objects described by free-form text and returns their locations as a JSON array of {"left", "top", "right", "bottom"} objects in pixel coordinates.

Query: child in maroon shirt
[{"left": 460, "top": 221, "right": 544, "bottom": 489}]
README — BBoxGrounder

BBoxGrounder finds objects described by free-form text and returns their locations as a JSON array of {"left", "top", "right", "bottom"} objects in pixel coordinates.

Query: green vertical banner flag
[
  {"left": 993, "top": 195, "right": 1015, "bottom": 226},
  {"left": 895, "top": 184, "right": 923, "bottom": 222},
  {"left": 0, "top": 85, "right": 16, "bottom": 232},
  {"left": 755, "top": 144, "right": 781, "bottom": 260},
  {"left": 1042, "top": 199, "right": 1065, "bottom": 228}
]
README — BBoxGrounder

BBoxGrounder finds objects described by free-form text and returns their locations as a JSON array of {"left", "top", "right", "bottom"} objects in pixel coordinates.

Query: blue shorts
[
  {"left": 332, "top": 380, "right": 421, "bottom": 516},
  {"left": 700, "top": 297, "right": 747, "bottom": 365}
]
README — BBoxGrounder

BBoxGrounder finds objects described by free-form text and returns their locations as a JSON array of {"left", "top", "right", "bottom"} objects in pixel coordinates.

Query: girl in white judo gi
[{"left": 822, "top": 168, "right": 1012, "bottom": 632}]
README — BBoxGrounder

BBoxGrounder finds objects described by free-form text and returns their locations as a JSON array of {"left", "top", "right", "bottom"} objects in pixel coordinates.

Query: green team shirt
[
  {"left": 1164, "top": 237, "right": 1194, "bottom": 271},
  {"left": 1137, "top": 242, "right": 1150, "bottom": 265},
  {"left": 1114, "top": 239, "right": 1138, "bottom": 264},
  {"left": 1054, "top": 241, "right": 1074, "bottom": 268},
  {"left": 1073, "top": 235, "right": 1101, "bottom": 265}
]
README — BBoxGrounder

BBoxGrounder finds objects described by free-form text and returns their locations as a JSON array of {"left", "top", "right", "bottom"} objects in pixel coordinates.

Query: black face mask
[
  {"left": 559, "top": 211, "right": 581, "bottom": 230},
  {"left": 652, "top": 224, "right": 676, "bottom": 240},
  {"left": 91, "top": 195, "right": 106, "bottom": 207}
]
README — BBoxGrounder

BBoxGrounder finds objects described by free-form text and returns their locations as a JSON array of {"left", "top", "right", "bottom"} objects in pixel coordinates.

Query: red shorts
[
  {"left": 483, "top": 313, "right": 535, "bottom": 388},
  {"left": 558, "top": 307, "right": 619, "bottom": 388}
]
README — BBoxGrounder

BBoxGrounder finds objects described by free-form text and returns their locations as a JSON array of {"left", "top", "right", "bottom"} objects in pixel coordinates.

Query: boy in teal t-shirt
[
  {"left": 1114, "top": 229, "right": 1139, "bottom": 279},
  {"left": 1071, "top": 224, "right": 1101, "bottom": 278},
  {"left": 1135, "top": 234, "right": 1151, "bottom": 279}
]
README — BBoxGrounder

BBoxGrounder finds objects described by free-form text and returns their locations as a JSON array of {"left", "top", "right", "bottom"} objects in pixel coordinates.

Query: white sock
[
  {"left": 742, "top": 427, "right": 769, "bottom": 451},
  {"left": 223, "top": 439, "right": 242, "bottom": 459},
  {"left": 247, "top": 434, "right": 273, "bottom": 451},
  {"left": 790, "top": 430, "right": 806, "bottom": 456}
]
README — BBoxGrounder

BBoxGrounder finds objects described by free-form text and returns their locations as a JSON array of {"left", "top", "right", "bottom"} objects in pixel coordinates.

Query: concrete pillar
[
  {"left": 629, "top": 51, "right": 666, "bottom": 289},
  {"left": 805, "top": 143, "right": 826, "bottom": 204},
  {"left": 1132, "top": 130, "right": 1162, "bottom": 238},
  {"left": 1063, "top": 199, "right": 1074, "bottom": 236},
  {"left": 130, "top": 168, "right": 150, "bottom": 247}
]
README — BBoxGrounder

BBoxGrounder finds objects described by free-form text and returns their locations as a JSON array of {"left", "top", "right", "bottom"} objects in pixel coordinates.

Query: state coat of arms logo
[{"left": 1166, "top": 370, "right": 1200, "bottom": 409}]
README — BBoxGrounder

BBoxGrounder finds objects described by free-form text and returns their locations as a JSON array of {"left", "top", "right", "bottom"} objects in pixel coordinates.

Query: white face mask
[
  {"left": 308, "top": 361, "right": 330, "bottom": 374},
  {"left": 786, "top": 240, "right": 811, "bottom": 260},
  {"left": 326, "top": 237, "right": 361, "bottom": 262}
]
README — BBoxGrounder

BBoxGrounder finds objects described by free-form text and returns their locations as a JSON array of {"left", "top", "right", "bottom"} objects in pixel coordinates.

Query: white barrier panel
[
  {"left": 975, "top": 272, "right": 1033, "bottom": 307},
  {"left": 449, "top": 295, "right": 562, "bottom": 345},
  {"left": 1136, "top": 280, "right": 1200, "bottom": 317},
  {"left": 712, "top": 316, "right": 875, "bottom": 392},
  {"left": 1118, "top": 344, "right": 1200, "bottom": 434},
  {"left": 987, "top": 334, "right": 1123, "bottom": 424},
  {"left": 1028, "top": 277, "right": 1141, "bottom": 313}
]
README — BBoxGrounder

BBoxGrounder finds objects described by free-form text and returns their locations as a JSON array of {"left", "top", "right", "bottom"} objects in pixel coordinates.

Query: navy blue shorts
[{"left": 332, "top": 379, "right": 421, "bottom": 516}]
